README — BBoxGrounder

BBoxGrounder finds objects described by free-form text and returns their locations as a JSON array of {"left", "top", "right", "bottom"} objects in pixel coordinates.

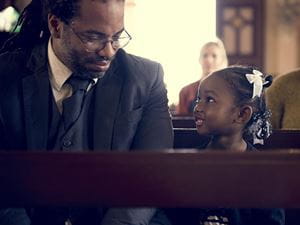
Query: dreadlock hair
[
  {"left": 216, "top": 65, "right": 273, "bottom": 144},
  {"left": 0, "top": 0, "right": 81, "bottom": 53}
]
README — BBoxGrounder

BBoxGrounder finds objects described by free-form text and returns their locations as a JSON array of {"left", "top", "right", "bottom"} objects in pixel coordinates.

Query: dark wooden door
[{"left": 216, "top": 0, "right": 265, "bottom": 70}]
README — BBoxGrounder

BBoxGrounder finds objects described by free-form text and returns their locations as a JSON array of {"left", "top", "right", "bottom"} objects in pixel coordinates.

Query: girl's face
[
  {"left": 200, "top": 45, "right": 224, "bottom": 77},
  {"left": 193, "top": 73, "right": 240, "bottom": 136}
]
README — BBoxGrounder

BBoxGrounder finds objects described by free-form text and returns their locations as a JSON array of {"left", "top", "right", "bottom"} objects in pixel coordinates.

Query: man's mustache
[{"left": 87, "top": 55, "right": 115, "bottom": 63}]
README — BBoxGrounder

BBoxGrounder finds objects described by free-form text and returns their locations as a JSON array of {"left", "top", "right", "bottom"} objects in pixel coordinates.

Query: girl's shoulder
[
  {"left": 196, "top": 136, "right": 211, "bottom": 150},
  {"left": 246, "top": 142, "right": 258, "bottom": 151}
]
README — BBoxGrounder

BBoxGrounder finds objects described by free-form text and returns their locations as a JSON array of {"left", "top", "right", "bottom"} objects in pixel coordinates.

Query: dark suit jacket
[{"left": 0, "top": 44, "right": 173, "bottom": 151}]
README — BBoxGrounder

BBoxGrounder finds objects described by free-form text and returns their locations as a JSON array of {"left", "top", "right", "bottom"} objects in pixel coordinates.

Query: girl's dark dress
[{"left": 166, "top": 141, "right": 285, "bottom": 225}]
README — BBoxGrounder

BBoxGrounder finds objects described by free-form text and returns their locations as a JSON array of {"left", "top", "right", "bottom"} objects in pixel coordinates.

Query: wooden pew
[
  {"left": 1, "top": 151, "right": 300, "bottom": 208},
  {"left": 174, "top": 128, "right": 300, "bottom": 149},
  {"left": 172, "top": 116, "right": 195, "bottom": 128}
]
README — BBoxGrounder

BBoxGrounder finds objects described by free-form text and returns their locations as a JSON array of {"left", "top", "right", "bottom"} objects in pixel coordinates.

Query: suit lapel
[
  {"left": 22, "top": 46, "right": 127, "bottom": 150},
  {"left": 22, "top": 45, "right": 50, "bottom": 150},
  {"left": 93, "top": 52, "right": 125, "bottom": 150}
]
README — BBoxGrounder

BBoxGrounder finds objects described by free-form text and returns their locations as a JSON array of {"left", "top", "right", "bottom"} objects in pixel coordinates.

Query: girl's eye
[
  {"left": 196, "top": 96, "right": 202, "bottom": 103},
  {"left": 207, "top": 96, "right": 215, "bottom": 103}
]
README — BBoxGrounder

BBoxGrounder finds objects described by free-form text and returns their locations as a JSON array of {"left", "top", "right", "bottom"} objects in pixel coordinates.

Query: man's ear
[
  {"left": 48, "top": 14, "right": 63, "bottom": 38},
  {"left": 235, "top": 105, "right": 253, "bottom": 124}
]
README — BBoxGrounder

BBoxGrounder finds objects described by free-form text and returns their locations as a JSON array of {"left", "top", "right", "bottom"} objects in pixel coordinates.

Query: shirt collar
[
  {"left": 48, "top": 38, "right": 99, "bottom": 90},
  {"left": 48, "top": 38, "right": 72, "bottom": 91}
]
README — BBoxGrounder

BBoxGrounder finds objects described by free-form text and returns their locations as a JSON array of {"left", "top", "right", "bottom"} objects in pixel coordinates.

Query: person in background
[
  {"left": 176, "top": 38, "right": 228, "bottom": 115},
  {"left": 0, "top": 0, "right": 31, "bottom": 47},
  {"left": 0, "top": 0, "right": 173, "bottom": 224},
  {"left": 167, "top": 66, "right": 284, "bottom": 225},
  {"left": 266, "top": 68, "right": 300, "bottom": 129},
  {"left": 0, "top": 0, "right": 31, "bottom": 13},
  {"left": 0, "top": 0, "right": 19, "bottom": 32}
]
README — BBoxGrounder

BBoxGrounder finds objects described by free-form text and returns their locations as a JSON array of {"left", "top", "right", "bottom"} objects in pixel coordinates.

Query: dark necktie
[{"left": 62, "top": 75, "right": 91, "bottom": 129}]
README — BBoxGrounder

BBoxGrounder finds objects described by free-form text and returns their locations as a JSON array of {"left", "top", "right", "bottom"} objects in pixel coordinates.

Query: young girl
[
  {"left": 194, "top": 65, "right": 272, "bottom": 151},
  {"left": 190, "top": 65, "right": 284, "bottom": 224}
]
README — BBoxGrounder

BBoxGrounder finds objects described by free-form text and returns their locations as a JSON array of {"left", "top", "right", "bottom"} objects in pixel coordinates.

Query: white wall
[{"left": 124, "top": 0, "right": 216, "bottom": 105}]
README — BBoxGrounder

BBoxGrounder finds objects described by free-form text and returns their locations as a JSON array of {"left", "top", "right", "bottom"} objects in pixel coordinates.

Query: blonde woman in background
[{"left": 176, "top": 38, "right": 228, "bottom": 115}]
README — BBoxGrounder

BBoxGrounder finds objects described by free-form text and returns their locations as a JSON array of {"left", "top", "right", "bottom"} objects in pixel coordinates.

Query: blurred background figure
[
  {"left": 0, "top": 0, "right": 30, "bottom": 12},
  {"left": 176, "top": 38, "right": 228, "bottom": 115},
  {"left": 266, "top": 68, "right": 300, "bottom": 129},
  {"left": 0, "top": 0, "right": 31, "bottom": 47}
]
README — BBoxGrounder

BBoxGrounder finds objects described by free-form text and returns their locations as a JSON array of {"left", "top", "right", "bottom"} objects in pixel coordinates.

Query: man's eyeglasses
[{"left": 70, "top": 26, "right": 132, "bottom": 52}]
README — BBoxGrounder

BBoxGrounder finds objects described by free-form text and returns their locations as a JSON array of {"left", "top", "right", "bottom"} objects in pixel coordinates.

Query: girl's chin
[{"left": 196, "top": 128, "right": 208, "bottom": 135}]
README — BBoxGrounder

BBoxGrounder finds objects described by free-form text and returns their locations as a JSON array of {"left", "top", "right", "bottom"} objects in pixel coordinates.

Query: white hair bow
[{"left": 245, "top": 70, "right": 263, "bottom": 98}]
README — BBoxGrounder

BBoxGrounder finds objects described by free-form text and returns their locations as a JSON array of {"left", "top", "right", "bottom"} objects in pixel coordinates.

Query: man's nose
[{"left": 97, "top": 41, "right": 116, "bottom": 58}]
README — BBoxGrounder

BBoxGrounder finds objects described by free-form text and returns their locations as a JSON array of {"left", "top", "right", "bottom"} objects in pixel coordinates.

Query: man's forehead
[
  {"left": 72, "top": 0, "right": 124, "bottom": 35},
  {"left": 78, "top": 0, "right": 125, "bottom": 15},
  {"left": 75, "top": 0, "right": 124, "bottom": 19},
  {"left": 82, "top": 0, "right": 125, "bottom": 4}
]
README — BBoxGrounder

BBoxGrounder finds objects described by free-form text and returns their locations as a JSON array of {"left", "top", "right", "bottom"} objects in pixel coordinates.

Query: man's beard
[
  {"left": 68, "top": 49, "right": 116, "bottom": 79},
  {"left": 73, "top": 64, "right": 106, "bottom": 79}
]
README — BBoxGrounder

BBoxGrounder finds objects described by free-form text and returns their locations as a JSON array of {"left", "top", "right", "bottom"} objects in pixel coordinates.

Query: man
[{"left": 0, "top": 0, "right": 173, "bottom": 224}]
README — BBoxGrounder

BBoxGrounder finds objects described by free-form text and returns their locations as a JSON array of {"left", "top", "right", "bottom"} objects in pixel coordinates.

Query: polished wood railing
[
  {"left": 1, "top": 151, "right": 300, "bottom": 208},
  {"left": 174, "top": 128, "right": 300, "bottom": 149}
]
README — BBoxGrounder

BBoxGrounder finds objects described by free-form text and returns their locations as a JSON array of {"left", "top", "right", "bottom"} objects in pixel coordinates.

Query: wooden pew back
[
  {"left": 172, "top": 116, "right": 195, "bottom": 128},
  {"left": 1, "top": 151, "right": 300, "bottom": 208},
  {"left": 174, "top": 128, "right": 300, "bottom": 149}
]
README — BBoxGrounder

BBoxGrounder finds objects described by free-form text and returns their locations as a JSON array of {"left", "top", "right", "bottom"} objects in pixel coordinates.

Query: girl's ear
[{"left": 235, "top": 105, "right": 253, "bottom": 124}]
